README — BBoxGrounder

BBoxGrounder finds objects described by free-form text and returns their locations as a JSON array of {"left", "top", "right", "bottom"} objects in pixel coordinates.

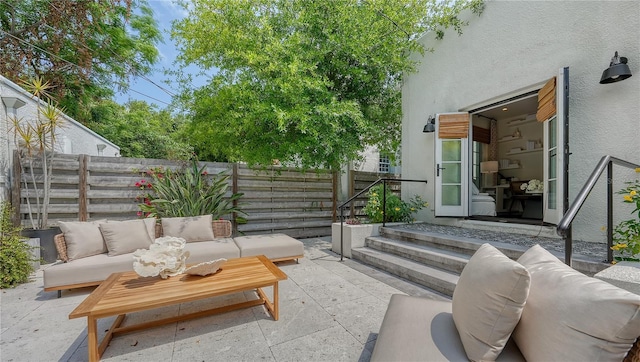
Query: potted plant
[
  {"left": 134, "top": 158, "right": 246, "bottom": 221},
  {"left": 332, "top": 184, "right": 428, "bottom": 257},
  {"left": 10, "top": 77, "right": 64, "bottom": 263}
]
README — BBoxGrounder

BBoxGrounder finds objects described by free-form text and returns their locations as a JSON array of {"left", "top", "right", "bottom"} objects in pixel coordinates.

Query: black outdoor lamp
[
  {"left": 423, "top": 115, "right": 436, "bottom": 133},
  {"left": 600, "top": 51, "right": 632, "bottom": 84}
]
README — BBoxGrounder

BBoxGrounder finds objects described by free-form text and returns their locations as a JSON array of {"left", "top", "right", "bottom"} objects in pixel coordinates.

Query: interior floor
[{"left": 469, "top": 215, "right": 551, "bottom": 226}]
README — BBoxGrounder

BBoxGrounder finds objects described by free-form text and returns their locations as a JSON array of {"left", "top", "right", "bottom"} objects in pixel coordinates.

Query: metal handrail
[
  {"left": 557, "top": 155, "right": 640, "bottom": 265},
  {"left": 337, "top": 178, "right": 428, "bottom": 261}
]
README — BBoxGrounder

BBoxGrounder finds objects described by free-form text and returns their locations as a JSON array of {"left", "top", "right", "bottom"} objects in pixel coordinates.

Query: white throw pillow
[
  {"left": 59, "top": 220, "right": 108, "bottom": 260},
  {"left": 452, "top": 243, "right": 530, "bottom": 361},
  {"left": 99, "top": 220, "right": 153, "bottom": 256},
  {"left": 161, "top": 215, "right": 214, "bottom": 242},
  {"left": 513, "top": 244, "right": 640, "bottom": 361}
]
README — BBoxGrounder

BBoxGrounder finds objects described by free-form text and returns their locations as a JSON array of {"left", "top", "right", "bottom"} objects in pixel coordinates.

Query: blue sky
[{"left": 114, "top": 0, "right": 210, "bottom": 108}]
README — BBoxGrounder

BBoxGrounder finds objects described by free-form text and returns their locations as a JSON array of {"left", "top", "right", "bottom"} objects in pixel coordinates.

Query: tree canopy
[
  {"left": 0, "top": 0, "right": 161, "bottom": 122},
  {"left": 173, "top": 0, "right": 483, "bottom": 169},
  {"left": 88, "top": 100, "right": 192, "bottom": 160}
]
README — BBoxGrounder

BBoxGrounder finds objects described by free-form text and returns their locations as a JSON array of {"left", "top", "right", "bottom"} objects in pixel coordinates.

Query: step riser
[
  {"left": 365, "top": 238, "right": 466, "bottom": 274},
  {"left": 351, "top": 249, "right": 456, "bottom": 296}
]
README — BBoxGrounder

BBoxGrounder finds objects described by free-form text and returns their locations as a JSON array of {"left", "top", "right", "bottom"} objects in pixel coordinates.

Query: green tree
[
  {"left": 0, "top": 0, "right": 161, "bottom": 122},
  {"left": 88, "top": 99, "right": 192, "bottom": 159},
  {"left": 173, "top": 0, "right": 483, "bottom": 169}
]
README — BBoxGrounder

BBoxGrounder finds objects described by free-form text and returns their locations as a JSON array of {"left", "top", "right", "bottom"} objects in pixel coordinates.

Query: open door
[
  {"left": 434, "top": 112, "right": 470, "bottom": 217},
  {"left": 541, "top": 67, "right": 569, "bottom": 224}
]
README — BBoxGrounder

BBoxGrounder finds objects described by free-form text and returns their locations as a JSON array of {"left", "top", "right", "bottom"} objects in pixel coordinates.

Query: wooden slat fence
[
  {"left": 12, "top": 152, "right": 336, "bottom": 239},
  {"left": 347, "top": 171, "right": 401, "bottom": 219}
]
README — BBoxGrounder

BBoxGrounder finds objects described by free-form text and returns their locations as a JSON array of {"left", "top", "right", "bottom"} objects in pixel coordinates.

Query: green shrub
[
  {"left": 612, "top": 169, "right": 640, "bottom": 260},
  {"left": 362, "top": 184, "right": 428, "bottom": 223},
  {"left": 1, "top": 202, "right": 36, "bottom": 288},
  {"left": 135, "top": 158, "right": 246, "bottom": 221}
]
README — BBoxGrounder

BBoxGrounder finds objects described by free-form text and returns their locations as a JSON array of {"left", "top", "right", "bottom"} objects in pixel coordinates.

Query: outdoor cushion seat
[
  {"left": 371, "top": 295, "right": 525, "bottom": 362},
  {"left": 183, "top": 238, "right": 240, "bottom": 264},
  {"left": 43, "top": 252, "right": 135, "bottom": 290},
  {"left": 233, "top": 233, "right": 304, "bottom": 262}
]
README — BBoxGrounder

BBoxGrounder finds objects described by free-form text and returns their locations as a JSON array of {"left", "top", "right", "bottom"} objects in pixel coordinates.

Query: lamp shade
[
  {"left": 480, "top": 161, "right": 499, "bottom": 174},
  {"left": 600, "top": 51, "right": 632, "bottom": 84}
]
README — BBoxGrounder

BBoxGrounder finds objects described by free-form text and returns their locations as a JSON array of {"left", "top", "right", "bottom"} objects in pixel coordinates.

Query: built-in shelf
[
  {"left": 499, "top": 164, "right": 521, "bottom": 170},
  {"left": 506, "top": 148, "right": 542, "bottom": 156},
  {"left": 498, "top": 136, "right": 522, "bottom": 143}
]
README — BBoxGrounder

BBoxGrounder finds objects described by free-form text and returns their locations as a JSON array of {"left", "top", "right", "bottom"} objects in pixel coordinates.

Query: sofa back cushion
[
  {"left": 161, "top": 215, "right": 214, "bottom": 242},
  {"left": 99, "top": 220, "right": 153, "bottom": 256},
  {"left": 452, "top": 243, "right": 530, "bottom": 361},
  {"left": 59, "top": 220, "right": 107, "bottom": 260},
  {"left": 513, "top": 244, "right": 640, "bottom": 361}
]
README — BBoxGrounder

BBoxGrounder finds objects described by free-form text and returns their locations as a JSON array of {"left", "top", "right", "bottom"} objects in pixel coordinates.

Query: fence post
[
  {"left": 349, "top": 169, "right": 355, "bottom": 218},
  {"left": 332, "top": 170, "right": 338, "bottom": 222},
  {"left": 232, "top": 163, "right": 239, "bottom": 235},
  {"left": 78, "top": 154, "right": 88, "bottom": 221},
  {"left": 11, "top": 150, "right": 22, "bottom": 226}
]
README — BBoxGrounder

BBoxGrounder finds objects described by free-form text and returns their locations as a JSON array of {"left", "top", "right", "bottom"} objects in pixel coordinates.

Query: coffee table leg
[
  {"left": 273, "top": 282, "right": 279, "bottom": 321},
  {"left": 87, "top": 316, "right": 99, "bottom": 362}
]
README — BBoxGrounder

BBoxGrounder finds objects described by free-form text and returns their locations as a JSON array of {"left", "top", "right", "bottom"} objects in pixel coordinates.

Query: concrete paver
[{"left": 0, "top": 236, "right": 442, "bottom": 362}]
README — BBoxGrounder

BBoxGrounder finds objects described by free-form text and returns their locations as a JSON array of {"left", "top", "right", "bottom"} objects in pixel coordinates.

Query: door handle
[{"left": 437, "top": 163, "right": 446, "bottom": 177}]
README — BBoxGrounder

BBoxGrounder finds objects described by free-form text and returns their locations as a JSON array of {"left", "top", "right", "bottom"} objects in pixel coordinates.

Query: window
[
  {"left": 472, "top": 141, "right": 482, "bottom": 188},
  {"left": 379, "top": 155, "right": 390, "bottom": 173}
]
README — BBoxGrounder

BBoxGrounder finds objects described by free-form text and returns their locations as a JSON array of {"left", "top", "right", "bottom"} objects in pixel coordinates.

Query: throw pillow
[
  {"left": 452, "top": 243, "right": 530, "bottom": 362},
  {"left": 99, "top": 220, "right": 153, "bottom": 256},
  {"left": 59, "top": 220, "right": 108, "bottom": 260},
  {"left": 141, "top": 217, "right": 157, "bottom": 241},
  {"left": 512, "top": 244, "right": 640, "bottom": 361},
  {"left": 161, "top": 215, "right": 214, "bottom": 242}
]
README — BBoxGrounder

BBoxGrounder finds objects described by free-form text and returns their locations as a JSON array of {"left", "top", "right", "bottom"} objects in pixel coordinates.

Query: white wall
[
  {"left": 1, "top": 76, "right": 120, "bottom": 201},
  {"left": 402, "top": 1, "right": 640, "bottom": 242}
]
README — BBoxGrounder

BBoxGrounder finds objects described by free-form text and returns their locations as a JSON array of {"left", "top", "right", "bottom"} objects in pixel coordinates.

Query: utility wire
[{"left": 1, "top": 29, "right": 172, "bottom": 106}]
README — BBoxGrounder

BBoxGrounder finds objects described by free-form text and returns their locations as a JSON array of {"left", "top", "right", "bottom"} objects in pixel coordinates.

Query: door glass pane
[
  {"left": 547, "top": 180, "right": 557, "bottom": 210},
  {"left": 442, "top": 163, "right": 461, "bottom": 184},
  {"left": 549, "top": 117, "right": 557, "bottom": 147},
  {"left": 442, "top": 185, "right": 461, "bottom": 206},
  {"left": 548, "top": 149, "right": 557, "bottom": 178},
  {"left": 443, "top": 140, "right": 461, "bottom": 161}
]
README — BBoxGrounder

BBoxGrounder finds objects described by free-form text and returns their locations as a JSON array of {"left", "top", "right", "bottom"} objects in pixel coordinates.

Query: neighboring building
[
  {"left": 1, "top": 75, "right": 120, "bottom": 201},
  {"left": 401, "top": 1, "right": 639, "bottom": 242},
  {"left": 352, "top": 145, "right": 401, "bottom": 175}
]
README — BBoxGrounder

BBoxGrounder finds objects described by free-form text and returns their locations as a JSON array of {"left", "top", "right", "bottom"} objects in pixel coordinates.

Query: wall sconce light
[
  {"left": 96, "top": 143, "right": 106, "bottom": 155},
  {"left": 600, "top": 51, "right": 632, "bottom": 84},
  {"left": 423, "top": 115, "right": 436, "bottom": 133}
]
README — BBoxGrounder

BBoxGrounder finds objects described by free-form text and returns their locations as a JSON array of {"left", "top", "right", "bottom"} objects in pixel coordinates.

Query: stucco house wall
[
  {"left": 1, "top": 75, "right": 120, "bottom": 201},
  {"left": 402, "top": 1, "right": 639, "bottom": 242}
]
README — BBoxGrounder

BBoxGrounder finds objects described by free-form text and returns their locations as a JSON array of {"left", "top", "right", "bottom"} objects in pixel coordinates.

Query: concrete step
[
  {"left": 365, "top": 236, "right": 469, "bottom": 274},
  {"left": 351, "top": 246, "right": 459, "bottom": 297}
]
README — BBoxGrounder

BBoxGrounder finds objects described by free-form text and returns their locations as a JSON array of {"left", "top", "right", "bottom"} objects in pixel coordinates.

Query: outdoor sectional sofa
[
  {"left": 371, "top": 243, "right": 640, "bottom": 361},
  {"left": 43, "top": 215, "right": 304, "bottom": 297}
]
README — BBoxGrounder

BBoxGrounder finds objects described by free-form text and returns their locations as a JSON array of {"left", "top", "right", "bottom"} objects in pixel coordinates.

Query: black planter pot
[{"left": 21, "top": 227, "right": 61, "bottom": 264}]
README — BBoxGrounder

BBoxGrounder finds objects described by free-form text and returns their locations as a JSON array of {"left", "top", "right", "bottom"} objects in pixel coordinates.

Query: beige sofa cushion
[
  {"left": 59, "top": 220, "right": 107, "bottom": 260},
  {"left": 452, "top": 243, "right": 530, "bottom": 361},
  {"left": 513, "top": 244, "right": 640, "bottom": 361},
  {"left": 370, "top": 294, "right": 525, "bottom": 362},
  {"left": 100, "top": 220, "right": 153, "bottom": 256},
  {"left": 161, "top": 215, "right": 214, "bottom": 242},
  {"left": 233, "top": 233, "right": 304, "bottom": 260}
]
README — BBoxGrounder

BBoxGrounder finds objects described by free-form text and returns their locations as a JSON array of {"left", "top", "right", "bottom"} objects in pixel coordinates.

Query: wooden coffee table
[{"left": 69, "top": 255, "right": 287, "bottom": 362}]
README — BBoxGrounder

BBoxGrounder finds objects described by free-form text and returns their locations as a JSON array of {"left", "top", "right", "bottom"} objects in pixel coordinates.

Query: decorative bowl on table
[{"left": 184, "top": 258, "right": 227, "bottom": 276}]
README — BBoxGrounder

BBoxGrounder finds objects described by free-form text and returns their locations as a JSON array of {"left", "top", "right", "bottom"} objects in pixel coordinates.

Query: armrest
[
  {"left": 54, "top": 233, "right": 69, "bottom": 262},
  {"left": 212, "top": 219, "right": 232, "bottom": 238}
]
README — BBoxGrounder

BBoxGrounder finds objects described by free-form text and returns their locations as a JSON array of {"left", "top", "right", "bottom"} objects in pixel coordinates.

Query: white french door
[
  {"left": 543, "top": 67, "right": 568, "bottom": 224},
  {"left": 434, "top": 113, "right": 470, "bottom": 217}
]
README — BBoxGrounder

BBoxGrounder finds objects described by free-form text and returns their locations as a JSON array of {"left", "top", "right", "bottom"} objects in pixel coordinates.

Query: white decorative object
[
  {"left": 521, "top": 179, "right": 544, "bottom": 193},
  {"left": 184, "top": 258, "right": 227, "bottom": 276},
  {"left": 132, "top": 236, "right": 190, "bottom": 279}
]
